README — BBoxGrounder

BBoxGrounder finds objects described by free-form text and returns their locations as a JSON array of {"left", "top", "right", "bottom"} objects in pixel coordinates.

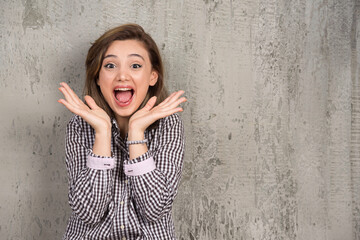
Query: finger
[
  {"left": 59, "top": 87, "right": 77, "bottom": 105},
  {"left": 84, "top": 95, "right": 100, "bottom": 110},
  {"left": 59, "top": 83, "right": 77, "bottom": 104},
  {"left": 158, "top": 91, "right": 178, "bottom": 107},
  {"left": 60, "top": 82, "right": 82, "bottom": 104},
  {"left": 60, "top": 82, "right": 79, "bottom": 103},
  {"left": 166, "top": 97, "right": 187, "bottom": 110},
  {"left": 158, "top": 90, "right": 184, "bottom": 107},
  {"left": 154, "top": 107, "right": 184, "bottom": 119},
  {"left": 58, "top": 99, "right": 81, "bottom": 115},
  {"left": 167, "top": 90, "right": 185, "bottom": 103},
  {"left": 143, "top": 96, "right": 157, "bottom": 111},
  {"left": 161, "top": 91, "right": 185, "bottom": 108}
]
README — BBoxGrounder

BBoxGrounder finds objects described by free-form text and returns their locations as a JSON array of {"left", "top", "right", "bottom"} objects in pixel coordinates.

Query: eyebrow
[
  {"left": 129, "top": 53, "right": 145, "bottom": 61},
  {"left": 103, "top": 54, "right": 117, "bottom": 59},
  {"left": 103, "top": 53, "right": 145, "bottom": 61}
]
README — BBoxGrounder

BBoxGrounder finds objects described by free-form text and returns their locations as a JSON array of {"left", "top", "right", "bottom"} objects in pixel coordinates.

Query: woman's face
[{"left": 97, "top": 40, "right": 158, "bottom": 121}]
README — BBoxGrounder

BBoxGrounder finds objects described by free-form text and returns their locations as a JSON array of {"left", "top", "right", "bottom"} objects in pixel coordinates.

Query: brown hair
[{"left": 84, "top": 23, "right": 168, "bottom": 119}]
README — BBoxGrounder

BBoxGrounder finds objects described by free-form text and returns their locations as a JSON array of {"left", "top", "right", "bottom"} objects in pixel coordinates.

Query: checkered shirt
[{"left": 63, "top": 113, "right": 184, "bottom": 240}]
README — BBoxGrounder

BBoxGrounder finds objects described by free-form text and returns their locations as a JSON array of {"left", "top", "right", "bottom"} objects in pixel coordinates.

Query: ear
[
  {"left": 149, "top": 70, "right": 158, "bottom": 86},
  {"left": 96, "top": 78, "right": 100, "bottom": 86}
]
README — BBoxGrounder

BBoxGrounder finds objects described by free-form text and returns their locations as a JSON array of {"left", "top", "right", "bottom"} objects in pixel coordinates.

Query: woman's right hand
[{"left": 58, "top": 82, "right": 111, "bottom": 134}]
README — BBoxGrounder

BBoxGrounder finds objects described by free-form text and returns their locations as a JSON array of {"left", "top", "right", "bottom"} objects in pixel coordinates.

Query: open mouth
[{"left": 114, "top": 87, "right": 134, "bottom": 106}]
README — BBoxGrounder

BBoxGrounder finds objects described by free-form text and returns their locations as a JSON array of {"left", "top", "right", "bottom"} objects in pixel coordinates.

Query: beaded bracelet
[{"left": 126, "top": 139, "right": 148, "bottom": 146}]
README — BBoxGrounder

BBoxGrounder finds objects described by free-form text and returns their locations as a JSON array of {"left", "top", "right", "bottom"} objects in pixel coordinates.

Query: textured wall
[{"left": 1, "top": 0, "right": 359, "bottom": 239}]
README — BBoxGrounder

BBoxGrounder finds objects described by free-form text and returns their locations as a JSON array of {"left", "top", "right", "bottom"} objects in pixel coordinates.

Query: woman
[{"left": 58, "top": 23, "right": 186, "bottom": 239}]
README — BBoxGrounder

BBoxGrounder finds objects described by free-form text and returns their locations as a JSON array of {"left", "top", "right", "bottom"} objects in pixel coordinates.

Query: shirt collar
[
  {"left": 111, "top": 118, "right": 121, "bottom": 138},
  {"left": 111, "top": 118, "right": 119, "bottom": 130}
]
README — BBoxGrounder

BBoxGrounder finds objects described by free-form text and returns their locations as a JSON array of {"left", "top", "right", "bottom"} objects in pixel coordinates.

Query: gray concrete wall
[{"left": 1, "top": 0, "right": 359, "bottom": 239}]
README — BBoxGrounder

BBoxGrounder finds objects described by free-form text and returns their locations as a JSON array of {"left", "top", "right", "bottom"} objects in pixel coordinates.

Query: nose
[{"left": 117, "top": 67, "right": 130, "bottom": 82}]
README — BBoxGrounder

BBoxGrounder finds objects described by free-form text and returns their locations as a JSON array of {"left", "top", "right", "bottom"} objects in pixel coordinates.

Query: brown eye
[
  {"left": 105, "top": 63, "right": 116, "bottom": 69},
  {"left": 131, "top": 64, "right": 142, "bottom": 69}
]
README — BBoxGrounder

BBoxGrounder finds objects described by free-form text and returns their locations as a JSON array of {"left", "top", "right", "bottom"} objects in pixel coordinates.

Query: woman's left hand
[{"left": 128, "top": 90, "right": 186, "bottom": 139}]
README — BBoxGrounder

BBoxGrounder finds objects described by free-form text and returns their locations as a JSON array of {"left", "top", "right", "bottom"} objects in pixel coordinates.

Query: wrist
[
  {"left": 95, "top": 124, "right": 111, "bottom": 136},
  {"left": 128, "top": 128, "right": 145, "bottom": 141},
  {"left": 93, "top": 129, "right": 112, "bottom": 157},
  {"left": 95, "top": 129, "right": 112, "bottom": 142}
]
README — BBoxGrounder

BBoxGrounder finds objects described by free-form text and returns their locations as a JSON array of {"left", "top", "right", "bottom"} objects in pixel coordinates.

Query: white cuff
[
  {"left": 124, "top": 157, "right": 156, "bottom": 176},
  {"left": 86, "top": 154, "right": 115, "bottom": 170}
]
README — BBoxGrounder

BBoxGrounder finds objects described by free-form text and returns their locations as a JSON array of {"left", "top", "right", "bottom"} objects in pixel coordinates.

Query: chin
[{"left": 112, "top": 106, "right": 137, "bottom": 119}]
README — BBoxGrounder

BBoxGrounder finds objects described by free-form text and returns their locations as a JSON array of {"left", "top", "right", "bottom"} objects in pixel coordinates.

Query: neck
[{"left": 115, "top": 115, "right": 129, "bottom": 139}]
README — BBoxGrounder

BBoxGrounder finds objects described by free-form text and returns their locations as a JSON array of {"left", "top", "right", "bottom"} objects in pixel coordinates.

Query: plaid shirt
[{"left": 63, "top": 113, "right": 184, "bottom": 240}]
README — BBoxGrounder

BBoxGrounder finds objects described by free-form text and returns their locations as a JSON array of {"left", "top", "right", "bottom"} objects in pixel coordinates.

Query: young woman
[{"left": 58, "top": 24, "right": 186, "bottom": 239}]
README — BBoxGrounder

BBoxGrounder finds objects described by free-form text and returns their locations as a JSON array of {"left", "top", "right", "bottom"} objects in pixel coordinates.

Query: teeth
[{"left": 115, "top": 88, "right": 132, "bottom": 91}]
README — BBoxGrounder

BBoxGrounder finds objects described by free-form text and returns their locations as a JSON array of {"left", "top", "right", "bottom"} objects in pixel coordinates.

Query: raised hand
[
  {"left": 58, "top": 82, "right": 111, "bottom": 134},
  {"left": 128, "top": 90, "right": 187, "bottom": 140}
]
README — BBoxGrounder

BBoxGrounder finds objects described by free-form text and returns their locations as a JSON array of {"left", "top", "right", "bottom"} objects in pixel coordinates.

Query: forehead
[{"left": 105, "top": 40, "right": 149, "bottom": 59}]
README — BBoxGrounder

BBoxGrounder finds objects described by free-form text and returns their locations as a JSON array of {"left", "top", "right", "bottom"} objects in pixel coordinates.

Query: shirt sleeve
[
  {"left": 123, "top": 114, "right": 185, "bottom": 222},
  {"left": 65, "top": 115, "right": 114, "bottom": 225}
]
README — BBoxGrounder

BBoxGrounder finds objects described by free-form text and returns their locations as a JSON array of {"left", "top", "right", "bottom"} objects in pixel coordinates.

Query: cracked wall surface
[{"left": 1, "top": 0, "right": 359, "bottom": 239}]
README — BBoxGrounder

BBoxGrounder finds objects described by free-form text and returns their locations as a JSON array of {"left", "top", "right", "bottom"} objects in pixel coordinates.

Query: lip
[{"left": 113, "top": 85, "right": 135, "bottom": 107}]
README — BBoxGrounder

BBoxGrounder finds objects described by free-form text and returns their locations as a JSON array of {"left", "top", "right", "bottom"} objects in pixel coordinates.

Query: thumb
[
  {"left": 143, "top": 96, "right": 157, "bottom": 111},
  {"left": 84, "top": 95, "right": 100, "bottom": 110}
]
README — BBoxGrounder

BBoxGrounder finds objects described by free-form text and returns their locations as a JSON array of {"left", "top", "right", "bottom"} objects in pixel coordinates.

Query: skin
[{"left": 58, "top": 40, "right": 187, "bottom": 160}]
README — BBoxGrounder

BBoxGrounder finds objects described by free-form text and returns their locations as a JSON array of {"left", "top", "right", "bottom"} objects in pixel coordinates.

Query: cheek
[
  {"left": 97, "top": 80, "right": 113, "bottom": 102},
  {"left": 98, "top": 72, "right": 112, "bottom": 88},
  {"left": 138, "top": 86, "right": 150, "bottom": 100}
]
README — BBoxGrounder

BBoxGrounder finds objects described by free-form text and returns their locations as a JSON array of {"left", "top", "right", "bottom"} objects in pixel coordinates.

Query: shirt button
[
  {"left": 122, "top": 238, "right": 126, "bottom": 240},
  {"left": 125, "top": 180, "right": 128, "bottom": 184},
  {"left": 120, "top": 225, "right": 125, "bottom": 230},
  {"left": 120, "top": 201, "right": 124, "bottom": 205}
]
